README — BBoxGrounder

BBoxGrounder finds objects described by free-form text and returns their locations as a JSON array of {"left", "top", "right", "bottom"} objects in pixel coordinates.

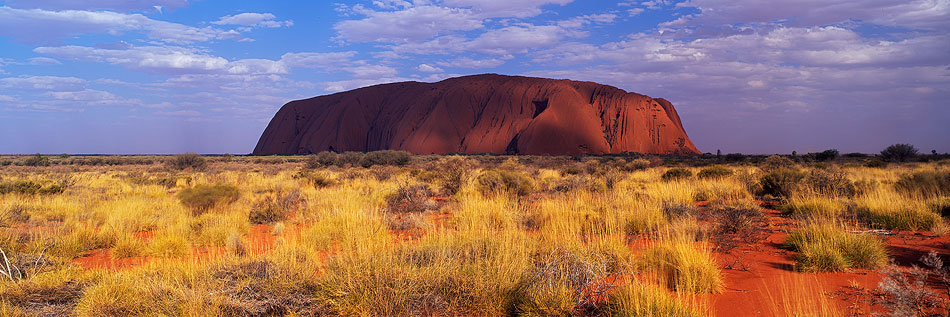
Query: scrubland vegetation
[{"left": 0, "top": 149, "right": 947, "bottom": 316}]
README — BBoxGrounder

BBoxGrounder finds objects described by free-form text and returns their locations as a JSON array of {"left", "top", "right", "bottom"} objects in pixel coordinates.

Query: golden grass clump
[
  {"left": 604, "top": 282, "right": 703, "bottom": 316},
  {"left": 784, "top": 223, "right": 888, "bottom": 272},
  {"left": 637, "top": 234, "right": 723, "bottom": 294},
  {"left": 780, "top": 195, "right": 846, "bottom": 219},
  {"left": 855, "top": 186, "right": 943, "bottom": 231}
]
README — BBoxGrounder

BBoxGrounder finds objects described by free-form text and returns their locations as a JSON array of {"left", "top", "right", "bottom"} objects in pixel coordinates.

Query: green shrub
[
  {"left": 476, "top": 170, "right": 534, "bottom": 197},
  {"left": 308, "top": 151, "right": 339, "bottom": 168},
  {"left": 697, "top": 165, "right": 732, "bottom": 179},
  {"left": 880, "top": 143, "right": 918, "bottom": 162},
  {"left": 784, "top": 223, "right": 888, "bottom": 272},
  {"left": 866, "top": 160, "right": 888, "bottom": 168},
  {"left": 661, "top": 168, "right": 692, "bottom": 181},
  {"left": 176, "top": 184, "right": 240, "bottom": 214},
  {"left": 337, "top": 152, "right": 364, "bottom": 167},
  {"left": 895, "top": 170, "right": 950, "bottom": 198},
  {"left": 165, "top": 153, "right": 207, "bottom": 171},
  {"left": 620, "top": 159, "right": 652, "bottom": 171},
  {"left": 814, "top": 149, "right": 840, "bottom": 162},
  {"left": 758, "top": 168, "right": 806, "bottom": 197},
  {"left": 0, "top": 180, "right": 65, "bottom": 195},
  {"left": 23, "top": 153, "right": 50, "bottom": 167},
  {"left": 359, "top": 150, "right": 412, "bottom": 167}
]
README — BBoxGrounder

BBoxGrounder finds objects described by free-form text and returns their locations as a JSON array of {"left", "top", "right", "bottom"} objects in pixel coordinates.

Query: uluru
[{"left": 253, "top": 74, "right": 699, "bottom": 156}]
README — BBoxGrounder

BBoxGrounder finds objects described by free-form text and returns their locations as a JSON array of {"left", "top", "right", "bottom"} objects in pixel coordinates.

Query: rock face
[{"left": 253, "top": 74, "right": 700, "bottom": 155}]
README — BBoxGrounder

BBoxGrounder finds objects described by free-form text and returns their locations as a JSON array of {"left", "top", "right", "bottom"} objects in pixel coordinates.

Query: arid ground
[{"left": 0, "top": 152, "right": 948, "bottom": 316}]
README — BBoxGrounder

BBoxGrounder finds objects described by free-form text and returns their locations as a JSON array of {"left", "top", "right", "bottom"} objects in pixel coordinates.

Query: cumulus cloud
[
  {"left": 417, "top": 64, "right": 444, "bottom": 72},
  {"left": 0, "top": 6, "right": 242, "bottom": 44},
  {"left": 213, "top": 12, "right": 293, "bottom": 28},
  {"left": 334, "top": 5, "right": 483, "bottom": 43},
  {"left": 280, "top": 51, "right": 358, "bottom": 69},
  {"left": 0, "top": 75, "right": 86, "bottom": 91},
  {"left": 668, "top": 0, "right": 950, "bottom": 29},
  {"left": 436, "top": 56, "right": 509, "bottom": 68},
  {"left": 442, "top": 0, "right": 573, "bottom": 18},
  {"left": 28, "top": 57, "right": 62, "bottom": 65}
]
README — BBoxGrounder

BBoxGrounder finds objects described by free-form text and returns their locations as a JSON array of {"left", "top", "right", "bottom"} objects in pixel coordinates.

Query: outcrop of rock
[{"left": 253, "top": 74, "right": 700, "bottom": 155}]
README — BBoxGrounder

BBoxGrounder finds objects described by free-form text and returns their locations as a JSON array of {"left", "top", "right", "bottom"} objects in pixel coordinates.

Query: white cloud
[
  {"left": 280, "top": 51, "right": 358, "bottom": 68},
  {"left": 344, "top": 64, "right": 399, "bottom": 78},
  {"left": 436, "top": 56, "right": 508, "bottom": 68},
  {"left": 0, "top": 6, "right": 242, "bottom": 44},
  {"left": 416, "top": 64, "right": 444, "bottom": 72},
  {"left": 468, "top": 24, "right": 565, "bottom": 54},
  {"left": 0, "top": 75, "right": 86, "bottom": 91},
  {"left": 442, "top": 0, "right": 573, "bottom": 18},
  {"left": 334, "top": 5, "right": 483, "bottom": 43},
  {"left": 46, "top": 89, "right": 129, "bottom": 106},
  {"left": 34, "top": 45, "right": 232, "bottom": 74},
  {"left": 212, "top": 12, "right": 293, "bottom": 28},
  {"left": 669, "top": 0, "right": 950, "bottom": 29},
  {"left": 28, "top": 57, "right": 62, "bottom": 65}
]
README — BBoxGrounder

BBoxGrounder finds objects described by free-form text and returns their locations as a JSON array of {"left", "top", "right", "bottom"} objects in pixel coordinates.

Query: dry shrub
[
  {"left": 876, "top": 252, "right": 950, "bottom": 316},
  {"left": 761, "top": 155, "right": 797, "bottom": 173},
  {"left": 293, "top": 171, "right": 336, "bottom": 188},
  {"left": 249, "top": 190, "right": 302, "bottom": 224},
  {"left": 516, "top": 248, "right": 612, "bottom": 315},
  {"left": 476, "top": 170, "right": 534, "bottom": 197},
  {"left": 385, "top": 183, "right": 436, "bottom": 213},
  {"left": 803, "top": 168, "right": 857, "bottom": 197},
  {"left": 758, "top": 168, "right": 806, "bottom": 198},
  {"left": 551, "top": 176, "right": 606, "bottom": 193},
  {"left": 436, "top": 157, "right": 470, "bottom": 196},
  {"left": 0, "top": 204, "right": 29, "bottom": 227},
  {"left": 0, "top": 267, "right": 93, "bottom": 316},
  {"left": 176, "top": 184, "right": 240, "bottom": 215},
  {"left": 212, "top": 260, "right": 322, "bottom": 315},
  {"left": 708, "top": 200, "right": 767, "bottom": 248}
]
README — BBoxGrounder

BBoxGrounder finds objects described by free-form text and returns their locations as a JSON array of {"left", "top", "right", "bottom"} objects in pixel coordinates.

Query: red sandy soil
[
  {"left": 253, "top": 74, "right": 700, "bottom": 156},
  {"left": 73, "top": 224, "right": 304, "bottom": 270},
  {"left": 70, "top": 199, "right": 950, "bottom": 316},
  {"left": 702, "top": 202, "right": 950, "bottom": 316}
]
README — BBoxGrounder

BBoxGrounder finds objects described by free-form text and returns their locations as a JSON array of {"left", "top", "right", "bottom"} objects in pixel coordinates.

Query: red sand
[{"left": 253, "top": 74, "right": 700, "bottom": 156}]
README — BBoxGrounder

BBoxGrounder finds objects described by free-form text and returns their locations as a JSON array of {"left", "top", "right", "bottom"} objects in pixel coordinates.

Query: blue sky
[{"left": 0, "top": 0, "right": 947, "bottom": 154}]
